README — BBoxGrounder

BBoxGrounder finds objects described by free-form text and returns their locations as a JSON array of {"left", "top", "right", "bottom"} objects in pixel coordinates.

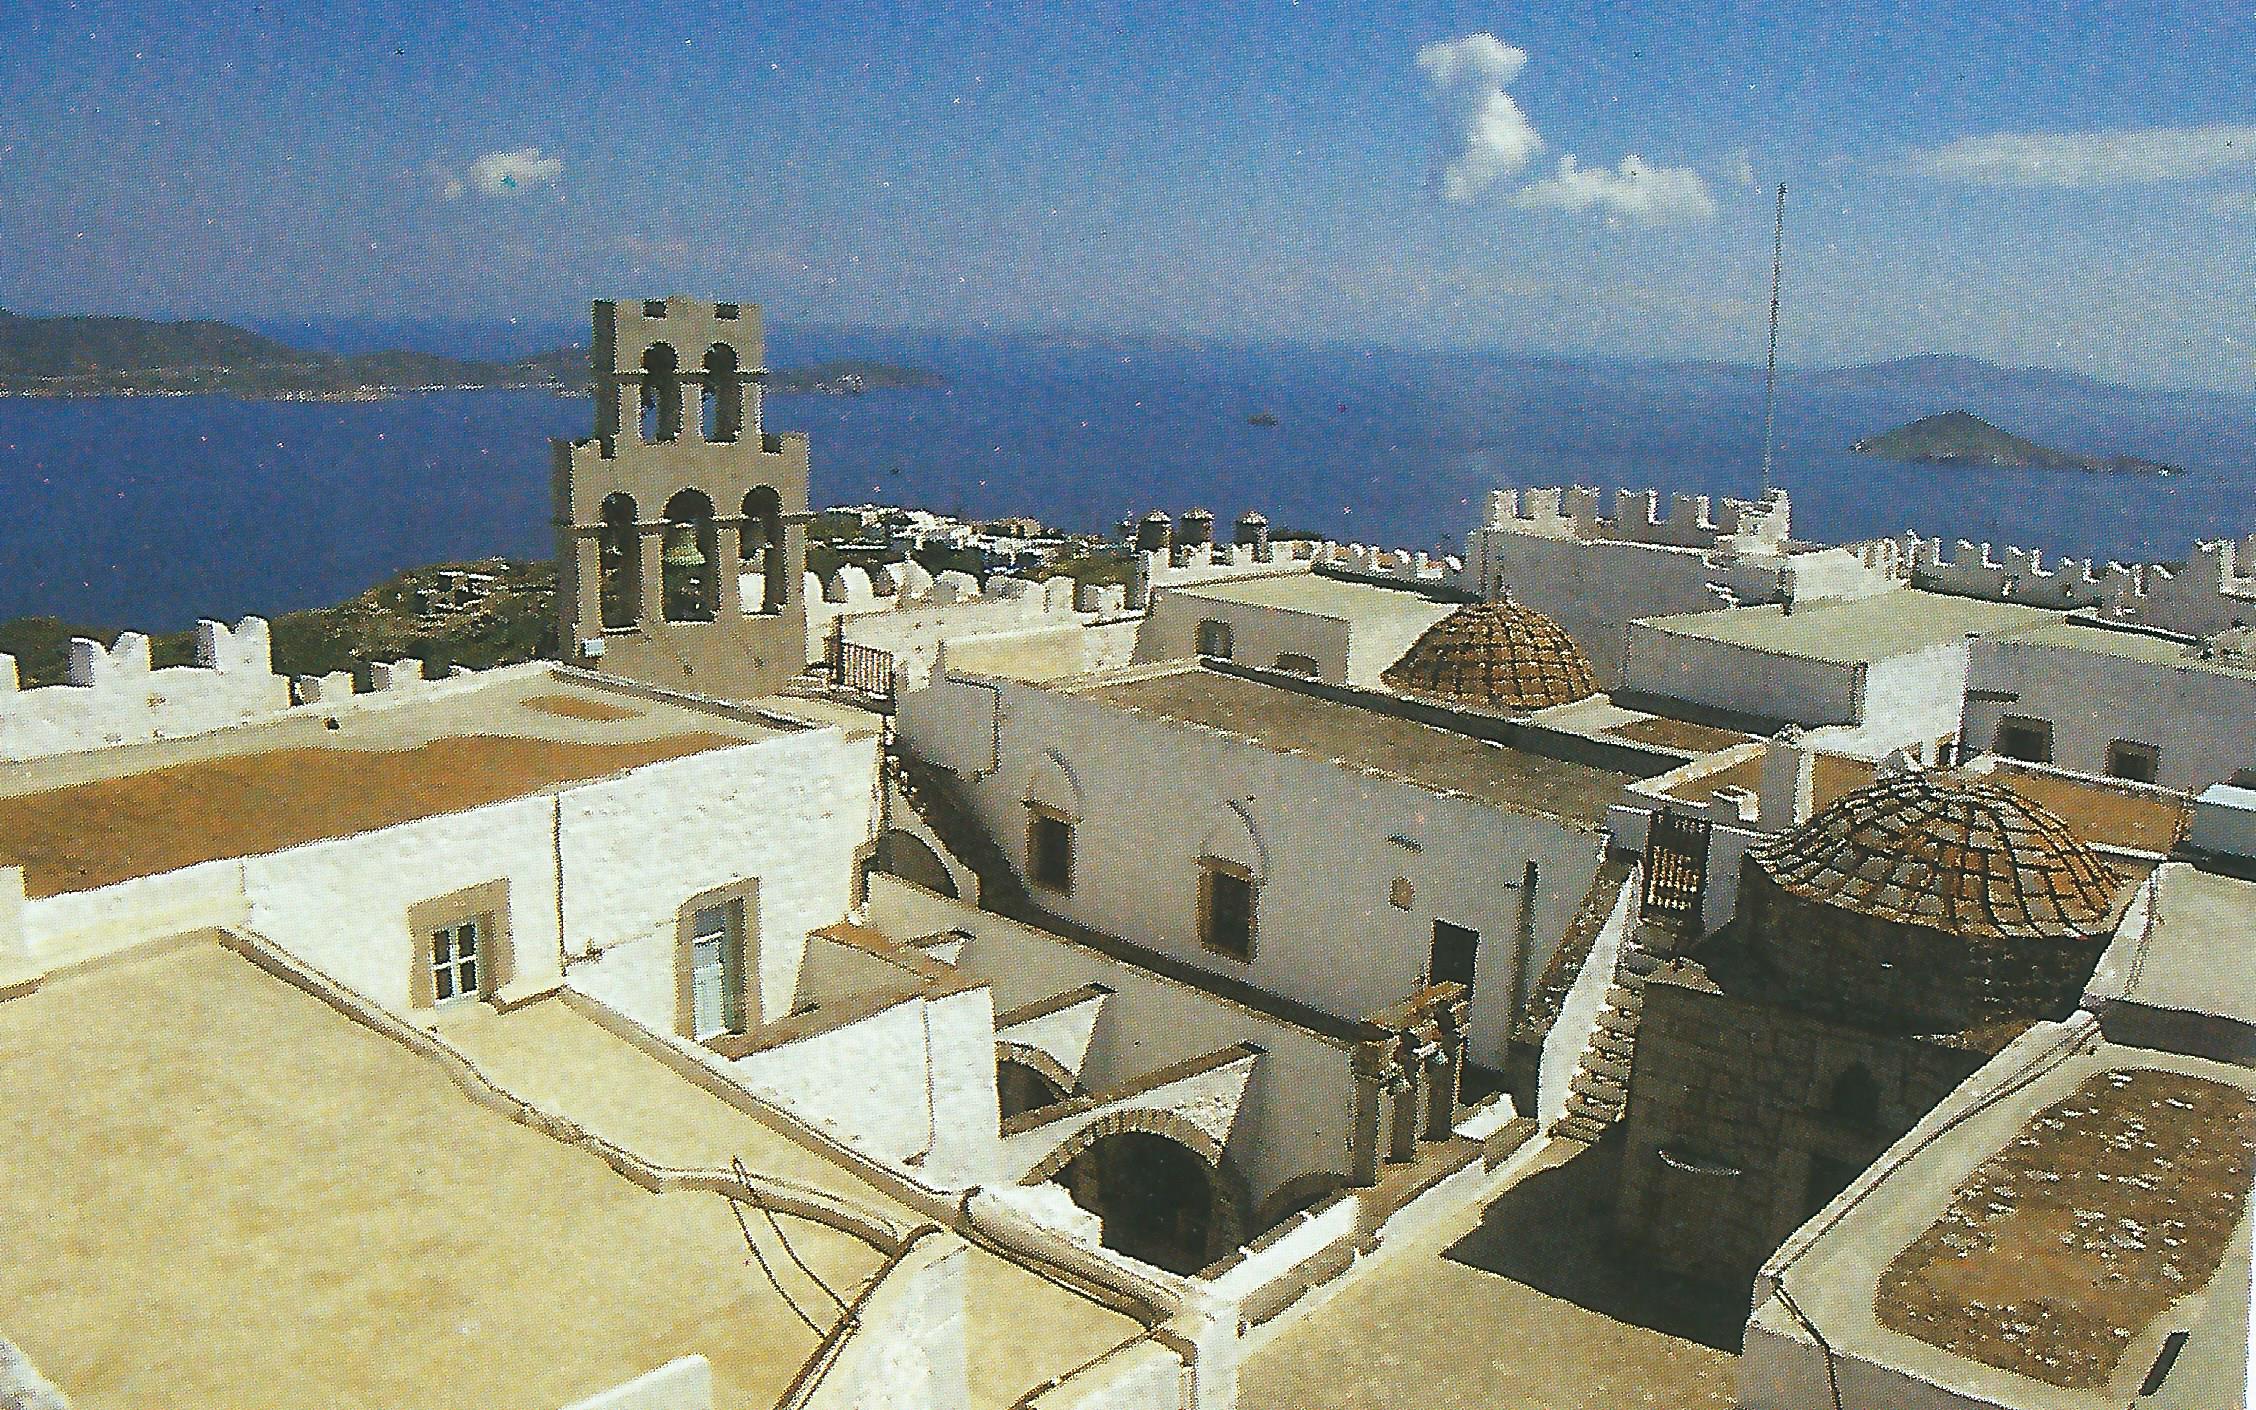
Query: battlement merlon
[{"left": 1480, "top": 485, "right": 1791, "bottom": 549}]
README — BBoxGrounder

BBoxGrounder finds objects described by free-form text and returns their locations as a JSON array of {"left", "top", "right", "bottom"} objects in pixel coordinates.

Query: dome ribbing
[{"left": 1381, "top": 602, "right": 1597, "bottom": 713}]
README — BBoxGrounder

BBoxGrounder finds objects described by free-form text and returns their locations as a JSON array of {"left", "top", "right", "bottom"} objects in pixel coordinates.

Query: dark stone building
[{"left": 1613, "top": 764, "right": 2130, "bottom": 1290}]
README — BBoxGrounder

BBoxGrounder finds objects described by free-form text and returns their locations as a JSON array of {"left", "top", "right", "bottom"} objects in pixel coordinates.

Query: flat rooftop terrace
[
  {"left": 1759, "top": 1023, "right": 2256, "bottom": 1409},
  {"left": 1998, "top": 617, "right": 2256, "bottom": 678},
  {"left": 0, "top": 669, "right": 780, "bottom": 898},
  {"left": 2087, "top": 863, "right": 2256, "bottom": 1034},
  {"left": 1635, "top": 589, "right": 2055, "bottom": 664},
  {"left": 1073, "top": 666, "right": 1644, "bottom": 826},
  {"left": 0, "top": 939, "right": 882, "bottom": 1410},
  {"left": 1168, "top": 570, "right": 1458, "bottom": 624}
]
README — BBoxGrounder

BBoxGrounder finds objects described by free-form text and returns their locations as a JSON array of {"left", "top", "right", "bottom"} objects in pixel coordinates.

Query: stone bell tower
[{"left": 552, "top": 296, "right": 810, "bottom": 699}]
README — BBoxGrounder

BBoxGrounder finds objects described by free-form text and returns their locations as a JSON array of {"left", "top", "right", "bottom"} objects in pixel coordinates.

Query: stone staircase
[{"left": 1550, "top": 929, "right": 1665, "bottom": 1144}]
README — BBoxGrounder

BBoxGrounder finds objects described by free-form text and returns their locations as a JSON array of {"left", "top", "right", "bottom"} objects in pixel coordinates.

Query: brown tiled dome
[
  {"left": 1749, "top": 771, "right": 2121, "bottom": 942},
  {"left": 1382, "top": 601, "right": 1597, "bottom": 712},
  {"left": 1738, "top": 769, "right": 2125, "bottom": 1032}
]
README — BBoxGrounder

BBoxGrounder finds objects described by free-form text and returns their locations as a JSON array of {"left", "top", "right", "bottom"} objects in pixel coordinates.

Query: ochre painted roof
[
  {"left": 1748, "top": 770, "right": 2122, "bottom": 941},
  {"left": 1382, "top": 601, "right": 1597, "bottom": 712}
]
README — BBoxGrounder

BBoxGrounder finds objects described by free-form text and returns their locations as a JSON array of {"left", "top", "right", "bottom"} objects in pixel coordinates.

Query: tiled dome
[
  {"left": 1750, "top": 771, "right": 2121, "bottom": 943},
  {"left": 1381, "top": 601, "right": 1597, "bottom": 712}
]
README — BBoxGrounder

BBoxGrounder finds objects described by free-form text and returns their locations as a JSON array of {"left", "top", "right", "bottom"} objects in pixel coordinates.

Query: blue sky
[{"left": 3, "top": 0, "right": 2254, "bottom": 388}]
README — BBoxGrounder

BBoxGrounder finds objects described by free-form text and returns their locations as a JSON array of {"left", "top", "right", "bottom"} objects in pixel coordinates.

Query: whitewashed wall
[
  {"left": 899, "top": 675, "right": 1610, "bottom": 1071},
  {"left": 244, "top": 795, "right": 563, "bottom": 1011},
  {"left": 1135, "top": 592, "right": 1354, "bottom": 680},
  {"left": 1618, "top": 622, "right": 1866, "bottom": 730},
  {"left": 1965, "top": 634, "right": 2256, "bottom": 791},
  {"left": 560, "top": 730, "right": 879, "bottom": 1023},
  {"left": 876, "top": 877, "right": 1356, "bottom": 1214},
  {"left": 730, "top": 986, "right": 1003, "bottom": 1190}
]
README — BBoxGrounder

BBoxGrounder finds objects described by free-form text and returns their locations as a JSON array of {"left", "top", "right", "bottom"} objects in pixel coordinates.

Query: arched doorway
[{"left": 1049, "top": 1130, "right": 1225, "bottom": 1274}]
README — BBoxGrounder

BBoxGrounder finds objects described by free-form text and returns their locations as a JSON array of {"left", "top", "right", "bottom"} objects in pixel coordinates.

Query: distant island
[
  {"left": 1850, "top": 410, "right": 2184, "bottom": 477},
  {"left": 0, "top": 310, "right": 940, "bottom": 401}
]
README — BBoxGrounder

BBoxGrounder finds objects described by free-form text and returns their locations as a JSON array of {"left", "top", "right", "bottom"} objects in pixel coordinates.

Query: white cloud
[
  {"left": 1417, "top": 34, "right": 1543, "bottom": 202},
  {"left": 465, "top": 147, "right": 564, "bottom": 196},
  {"left": 1730, "top": 150, "right": 1758, "bottom": 189},
  {"left": 440, "top": 177, "right": 466, "bottom": 201},
  {"left": 1514, "top": 154, "right": 1718, "bottom": 226},
  {"left": 1911, "top": 124, "right": 2256, "bottom": 188},
  {"left": 2214, "top": 189, "right": 2256, "bottom": 215}
]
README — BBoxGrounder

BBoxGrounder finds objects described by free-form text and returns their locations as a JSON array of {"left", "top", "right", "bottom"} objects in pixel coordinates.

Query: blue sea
[{"left": 4, "top": 328, "right": 2253, "bottom": 631}]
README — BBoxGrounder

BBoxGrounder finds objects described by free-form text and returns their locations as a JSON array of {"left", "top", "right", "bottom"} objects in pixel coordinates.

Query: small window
[
  {"left": 1199, "top": 862, "right": 1256, "bottom": 961},
  {"left": 431, "top": 920, "right": 481, "bottom": 1005},
  {"left": 1389, "top": 877, "right": 1415, "bottom": 910},
  {"left": 1274, "top": 653, "right": 1319, "bottom": 676},
  {"left": 1993, "top": 715, "right": 2053, "bottom": 764},
  {"left": 714, "top": 303, "right": 740, "bottom": 320},
  {"left": 1194, "top": 619, "right": 1234, "bottom": 659},
  {"left": 2106, "top": 740, "right": 2160, "bottom": 783},
  {"left": 1027, "top": 808, "right": 1074, "bottom": 894},
  {"left": 688, "top": 902, "right": 746, "bottom": 1039},
  {"left": 642, "top": 299, "right": 668, "bottom": 318}
]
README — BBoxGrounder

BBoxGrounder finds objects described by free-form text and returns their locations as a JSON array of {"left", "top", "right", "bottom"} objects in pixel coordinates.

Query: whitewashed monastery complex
[{"left": 1, "top": 296, "right": 2251, "bottom": 1410}]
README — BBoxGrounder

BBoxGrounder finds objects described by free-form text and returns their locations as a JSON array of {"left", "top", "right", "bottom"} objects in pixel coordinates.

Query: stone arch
[
  {"left": 640, "top": 343, "right": 682, "bottom": 442},
  {"left": 995, "top": 1042, "right": 1076, "bottom": 1119},
  {"left": 741, "top": 485, "right": 787, "bottom": 613},
  {"left": 1022, "top": 1108, "right": 1249, "bottom": 1269},
  {"left": 701, "top": 343, "right": 741, "bottom": 442},
  {"left": 869, "top": 828, "right": 958, "bottom": 899},
  {"left": 1251, "top": 1170, "right": 1352, "bottom": 1233},
  {"left": 1196, "top": 799, "right": 1269, "bottom": 883},
  {"left": 661, "top": 489, "right": 718, "bottom": 622},
  {"left": 597, "top": 492, "right": 641, "bottom": 629},
  {"left": 1024, "top": 748, "right": 1084, "bottom": 819}
]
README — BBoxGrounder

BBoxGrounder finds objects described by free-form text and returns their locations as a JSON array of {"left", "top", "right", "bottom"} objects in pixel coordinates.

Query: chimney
[
  {"left": 1235, "top": 510, "right": 1272, "bottom": 562},
  {"left": 1134, "top": 511, "right": 1173, "bottom": 555},
  {"left": 1759, "top": 726, "right": 1815, "bottom": 830}
]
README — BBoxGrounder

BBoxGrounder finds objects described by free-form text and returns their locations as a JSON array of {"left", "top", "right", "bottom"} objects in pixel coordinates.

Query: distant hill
[
  {"left": 0, "top": 310, "right": 939, "bottom": 400},
  {"left": 1851, "top": 410, "right": 2184, "bottom": 476}
]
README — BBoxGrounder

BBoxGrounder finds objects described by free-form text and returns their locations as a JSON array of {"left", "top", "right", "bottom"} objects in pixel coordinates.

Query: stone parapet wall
[
  {"left": 0, "top": 618, "right": 289, "bottom": 763},
  {"left": 1614, "top": 972, "right": 1990, "bottom": 1290}
]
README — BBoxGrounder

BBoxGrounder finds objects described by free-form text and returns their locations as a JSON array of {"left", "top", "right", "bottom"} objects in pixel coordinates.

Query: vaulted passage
[{"left": 1052, "top": 1131, "right": 1221, "bottom": 1275}]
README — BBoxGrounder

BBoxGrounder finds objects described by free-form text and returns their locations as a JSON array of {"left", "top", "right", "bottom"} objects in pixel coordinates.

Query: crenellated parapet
[
  {"left": 1482, "top": 485, "right": 1792, "bottom": 550},
  {"left": 1898, "top": 530, "right": 2256, "bottom": 634},
  {"left": 1, "top": 617, "right": 289, "bottom": 761}
]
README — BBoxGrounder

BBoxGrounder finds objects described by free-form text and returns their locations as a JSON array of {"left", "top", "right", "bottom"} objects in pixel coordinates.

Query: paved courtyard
[{"left": 1240, "top": 1137, "right": 1741, "bottom": 1410}]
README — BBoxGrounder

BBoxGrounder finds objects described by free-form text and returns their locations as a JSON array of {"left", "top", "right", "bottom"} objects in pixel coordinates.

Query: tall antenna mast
[{"left": 1759, "top": 180, "right": 1787, "bottom": 495}]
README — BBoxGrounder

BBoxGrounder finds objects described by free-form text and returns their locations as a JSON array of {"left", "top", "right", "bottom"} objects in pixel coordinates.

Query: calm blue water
[{"left": 4, "top": 332, "right": 2252, "bottom": 630}]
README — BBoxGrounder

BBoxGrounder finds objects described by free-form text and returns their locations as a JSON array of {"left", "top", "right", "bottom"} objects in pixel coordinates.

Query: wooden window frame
[
  {"left": 1025, "top": 803, "right": 1076, "bottom": 895},
  {"left": 405, "top": 879, "right": 513, "bottom": 1011},
  {"left": 1197, "top": 857, "right": 1258, "bottom": 963},
  {"left": 675, "top": 879, "right": 760, "bottom": 1041}
]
